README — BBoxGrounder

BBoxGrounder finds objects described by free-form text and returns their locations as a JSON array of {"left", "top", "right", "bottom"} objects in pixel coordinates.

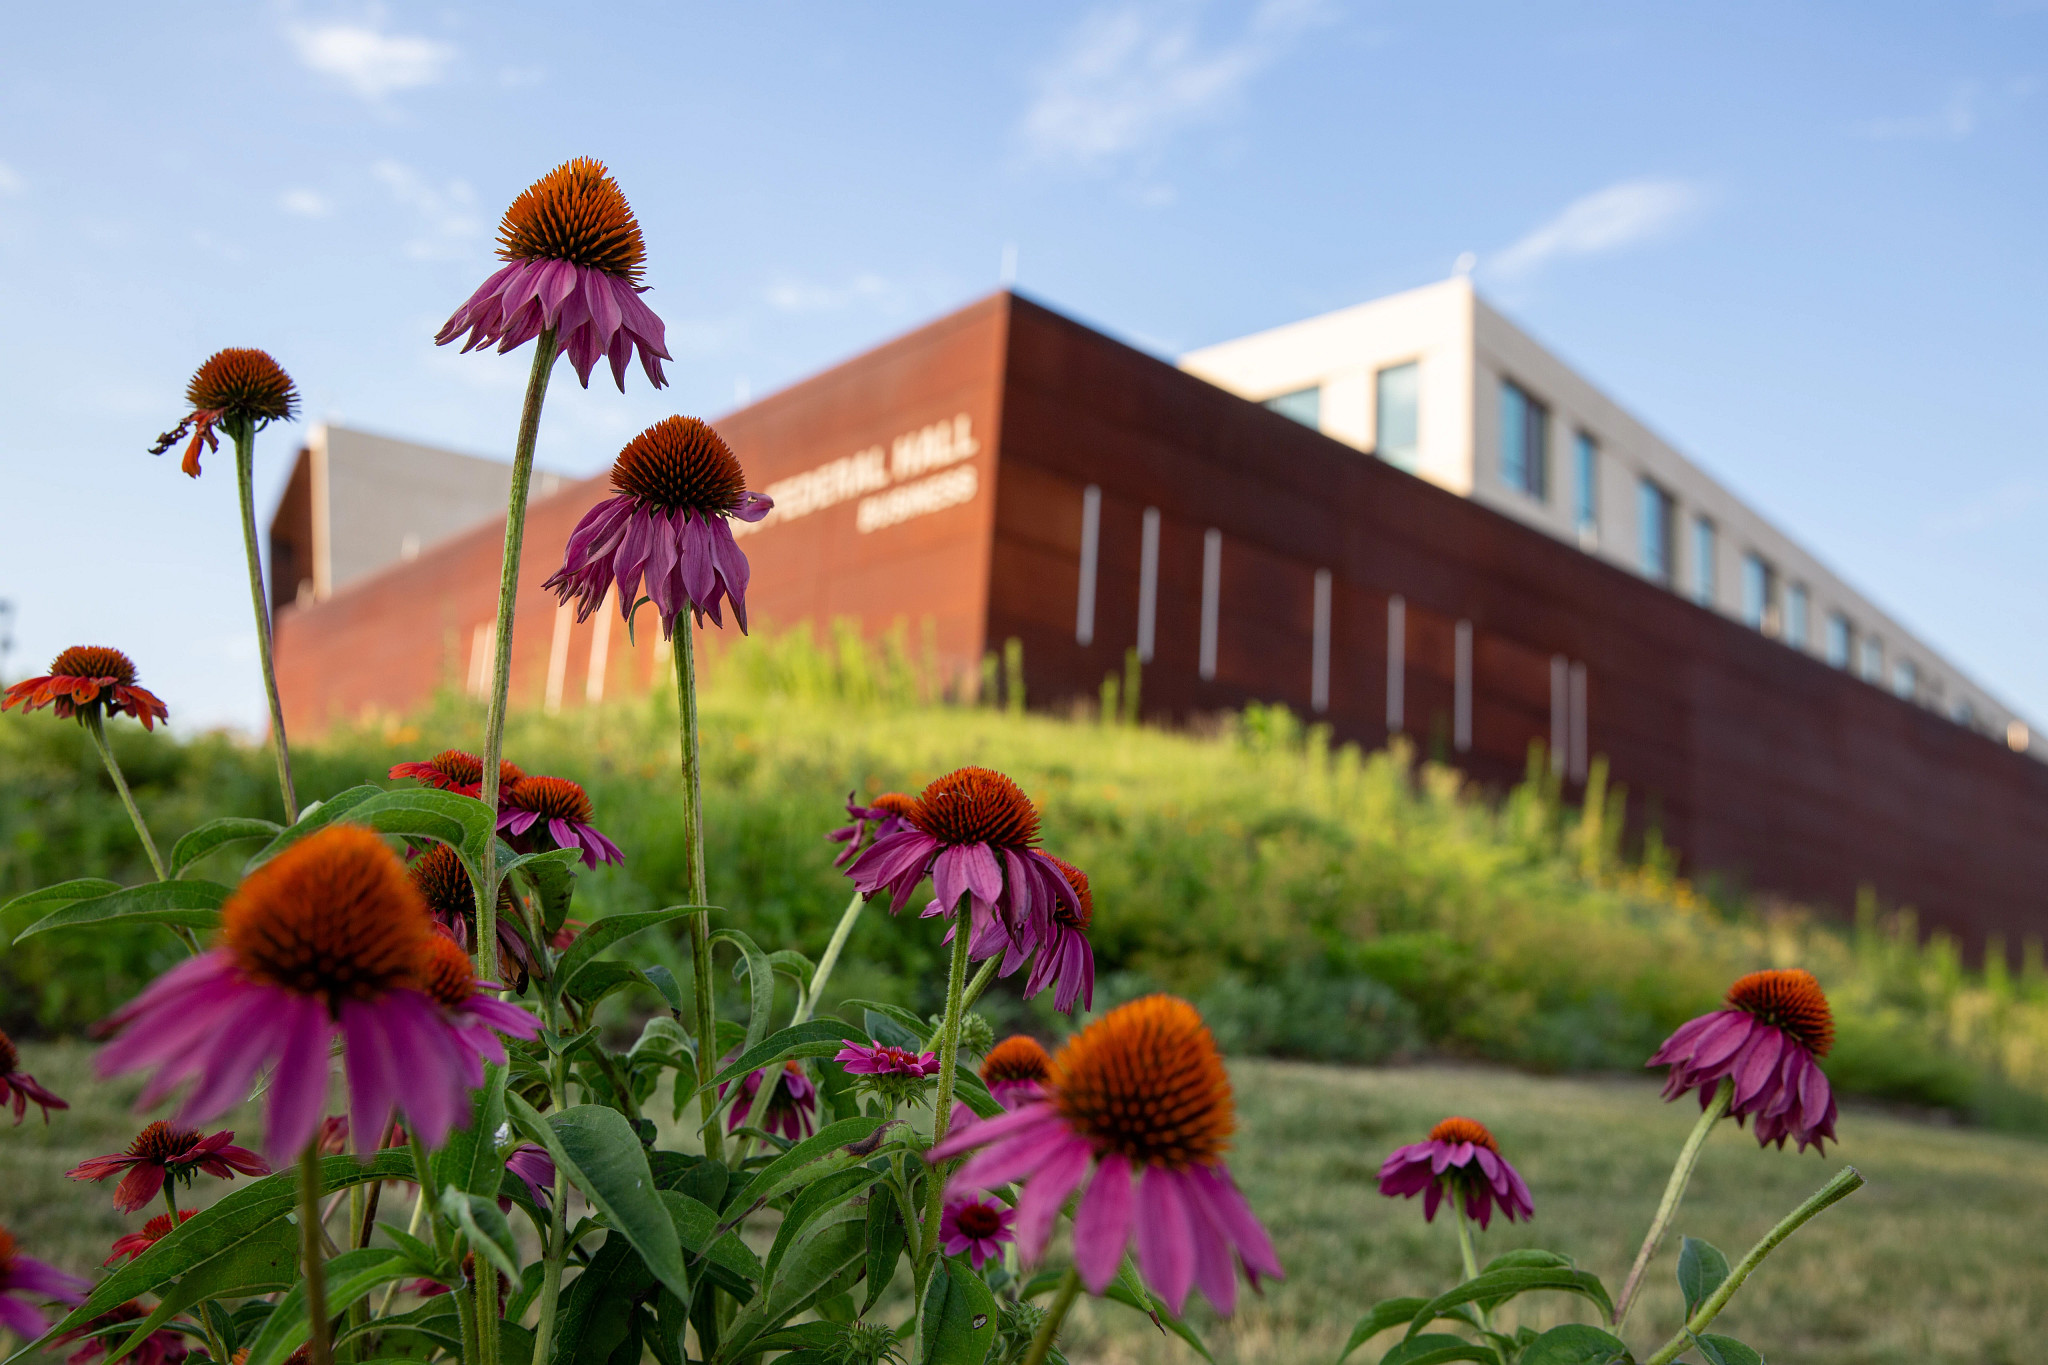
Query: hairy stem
[
  {"left": 1022, "top": 1266, "right": 1082, "bottom": 1365},
  {"left": 1642, "top": 1166, "right": 1865, "bottom": 1365},
  {"left": 1614, "top": 1076, "right": 1734, "bottom": 1331},
  {"left": 794, "top": 887, "right": 867, "bottom": 1026},
  {"left": 672, "top": 618, "right": 724, "bottom": 1163},
  {"left": 231, "top": 418, "right": 297, "bottom": 822},
  {"left": 530, "top": 1025, "right": 573, "bottom": 1365},
  {"left": 915, "top": 919, "right": 975, "bottom": 1292},
  {"left": 1455, "top": 1207, "right": 1492, "bottom": 1332},
  {"left": 477, "top": 328, "right": 560, "bottom": 987},
  {"left": 959, "top": 956, "right": 1001, "bottom": 1015},
  {"left": 83, "top": 710, "right": 179, "bottom": 898},
  {"left": 296, "top": 1145, "right": 334, "bottom": 1365}
]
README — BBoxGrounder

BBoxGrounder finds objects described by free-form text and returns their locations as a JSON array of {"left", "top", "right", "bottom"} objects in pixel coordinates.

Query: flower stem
[
  {"left": 1613, "top": 1076, "right": 1734, "bottom": 1331},
  {"left": 297, "top": 1144, "right": 334, "bottom": 1365},
  {"left": 477, "top": 328, "right": 560, "bottom": 988},
  {"left": 1022, "top": 1266, "right": 1082, "bottom": 1365},
  {"left": 794, "top": 887, "right": 867, "bottom": 1026},
  {"left": 671, "top": 616, "right": 724, "bottom": 1163},
  {"left": 530, "top": 1030, "right": 573, "bottom": 1365},
  {"left": 1454, "top": 1207, "right": 1492, "bottom": 1333},
  {"left": 84, "top": 709, "right": 195, "bottom": 951},
  {"left": 230, "top": 418, "right": 298, "bottom": 823},
  {"left": 407, "top": 1131, "right": 451, "bottom": 1258},
  {"left": 162, "top": 1181, "right": 180, "bottom": 1220},
  {"left": 1641, "top": 1166, "right": 1865, "bottom": 1365},
  {"left": 916, "top": 916, "right": 975, "bottom": 1278},
  {"left": 959, "top": 956, "right": 1001, "bottom": 1014}
]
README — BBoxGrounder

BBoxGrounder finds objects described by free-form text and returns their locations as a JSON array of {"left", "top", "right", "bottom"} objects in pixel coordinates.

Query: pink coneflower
[
  {"left": 835, "top": 1041, "right": 942, "bottom": 1077},
  {"left": 0, "top": 1028, "right": 67, "bottom": 1124},
  {"left": 66, "top": 1122, "right": 267, "bottom": 1214},
  {"left": 929, "top": 995, "right": 1281, "bottom": 1317},
  {"left": 940, "top": 1195, "right": 1017, "bottom": 1269},
  {"left": 410, "top": 845, "right": 533, "bottom": 989},
  {"left": 0, "top": 1227, "right": 88, "bottom": 1341},
  {"left": 96, "top": 825, "right": 529, "bottom": 1163},
  {"left": 828, "top": 792, "right": 921, "bottom": 869},
  {"left": 56, "top": 1302, "right": 187, "bottom": 1365},
  {"left": 389, "top": 751, "right": 525, "bottom": 803},
  {"left": 148, "top": 349, "right": 297, "bottom": 478},
  {"left": 848, "top": 767, "right": 1076, "bottom": 957},
  {"left": 1377, "top": 1117, "right": 1534, "bottom": 1231},
  {"left": 498, "top": 776, "right": 622, "bottom": 869},
  {"left": 720, "top": 1058, "right": 818, "bottom": 1141},
  {"left": 2, "top": 646, "right": 168, "bottom": 732},
  {"left": 1649, "top": 968, "right": 1839, "bottom": 1154},
  {"left": 1025, "top": 856, "right": 1096, "bottom": 1013},
  {"left": 409, "top": 934, "right": 543, "bottom": 1078},
  {"left": 979, "top": 1035, "right": 1052, "bottom": 1110},
  {"left": 104, "top": 1212, "right": 194, "bottom": 1266},
  {"left": 505, "top": 1144, "right": 556, "bottom": 1211},
  {"left": 437, "top": 158, "right": 670, "bottom": 391},
  {"left": 543, "top": 417, "right": 772, "bottom": 638}
]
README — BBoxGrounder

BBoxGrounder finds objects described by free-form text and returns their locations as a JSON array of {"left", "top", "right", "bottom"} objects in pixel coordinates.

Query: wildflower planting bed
[{"left": 8, "top": 1041, "right": 2042, "bottom": 1365}]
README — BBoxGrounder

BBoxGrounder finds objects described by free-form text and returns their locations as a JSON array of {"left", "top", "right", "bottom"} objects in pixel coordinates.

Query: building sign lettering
[{"left": 735, "top": 413, "right": 982, "bottom": 539}]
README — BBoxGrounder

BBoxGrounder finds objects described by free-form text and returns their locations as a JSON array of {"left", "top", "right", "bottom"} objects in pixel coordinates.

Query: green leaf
[
  {"left": 436, "top": 1062, "right": 511, "bottom": 1197},
  {"left": 702, "top": 1019, "right": 868, "bottom": 1110},
  {"left": 1516, "top": 1324, "right": 1633, "bottom": 1365},
  {"left": 862, "top": 1188, "right": 906, "bottom": 1313},
  {"left": 242, "top": 785, "right": 390, "bottom": 866},
  {"left": 840, "top": 998, "right": 926, "bottom": 1036},
  {"left": 1482, "top": 1249, "right": 1576, "bottom": 1273},
  {"left": 762, "top": 1166, "right": 883, "bottom": 1285},
  {"left": 1, "top": 878, "right": 121, "bottom": 924},
  {"left": 1690, "top": 1332, "right": 1763, "bottom": 1365},
  {"left": 712, "top": 927, "right": 776, "bottom": 1054},
  {"left": 1404, "top": 1267, "right": 1614, "bottom": 1337},
  {"left": 767, "top": 949, "right": 814, "bottom": 995},
  {"left": 918, "top": 1260, "right": 998, "bottom": 1365},
  {"left": 548, "top": 1230, "right": 654, "bottom": 1365},
  {"left": 1337, "top": 1297, "right": 1429, "bottom": 1362},
  {"left": 558, "top": 907, "right": 709, "bottom": 995},
  {"left": 1377, "top": 1337, "right": 1497, "bottom": 1365},
  {"left": 857, "top": 1006, "right": 925, "bottom": 1052},
  {"left": 564, "top": 960, "right": 654, "bottom": 1008},
  {"left": 719, "top": 1215, "right": 867, "bottom": 1359},
  {"left": 660, "top": 1191, "right": 762, "bottom": 1288},
  {"left": 441, "top": 1188, "right": 521, "bottom": 1283},
  {"left": 719, "top": 1115, "right": 894, "bottom": 1219},
  {"left": 99, "top": 1221, "right": 301, "bottom": 1365},
  {"left": 12, "top": 879, "right": 230, "bottom": 943},
  {"left": 518, "top": 849, "right": 581, "bottom": 937},
  {"left": 642, "top": 964, "right": 686, "bottom": 1014},
  {"left": 169, "top": 817, "right": 283, "bottom": 878},
  {"left": 947, "top": 1067, "right": 1004, "bottom": 1121},
  {"left": 1102, "top": 1259, "right": 1214, "bottom": 1364},
  {"left": 240, "top": 1248, "right": 414, "bottom": 1365},
  {"left": 507, "top": 1095, "right": 689, "bottom": 1305},
  {"left": 1677, "top": 1237, "right": 1731, "bottom": 1319}
]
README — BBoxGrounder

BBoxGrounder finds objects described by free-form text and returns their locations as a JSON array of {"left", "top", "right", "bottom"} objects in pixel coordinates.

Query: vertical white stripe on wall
[
  {"left": 1076, "top": 485, "right": 1101, "bottom": 646},
  {"left": 1550, "top": 654, "right": 1569, "bottom": 775},
  {"left": 1199, "top": 529, "right": 1222, "bottom": 681},
  {"left": 1453, "top": 620, "right": 1473, "bottom": 752},
  {"left": 1386, "top": 595, "right": 1406, "bottom": 731},
  {"left": 585, "top": 588, "right": 614, "bottom": 702},
  {"left": 1569, "top": 662, "right": 1589, "bottom": 781},
  {"left": 1137, "top": 507, "right": 1160, "bottom": 663},
  {"left": 468, "top": 621, "right": 496, "bottom": 701},
  {"left": 544, "top": 602, "right": 574, "bottom": 715},
  {"left": 1311, "top": 569, "right": 1332, "bottom": 714}
]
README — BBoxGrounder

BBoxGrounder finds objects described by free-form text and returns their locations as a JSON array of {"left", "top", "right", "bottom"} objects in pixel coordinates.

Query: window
[
  {"left": 1573, "top": 432, "right": 1598, "bottom": 533},
  {"left": 1638, "top": 479, "right": 1674, "bottom": 584},
  {"left": 1691, "top": 517, "right": 1717, "bottom": 606},
  {"left": 1499, "top": 380, "right": 1549, "bottom": 498},
  {"left": 1859, "top": 636, "right": 1883, "bottom": 682},
  {"left": 1741, "top": 552, "right": 1778, "bottom": 633},
  {"left": 1374, "top": 363, "right": 1420, "bottom": 470},
  {"left": 1785, "top": 583, "right": 1810, "bottom": 649},
  {"left": 1825, "top": 612, "right": 1851, "bottom": 668},
  {"left": 1264, "top": 385, "right": 1320, "bottom": 428},
  {"left": 1893, "top": 659, "right": 1918, "bottom": 700}
]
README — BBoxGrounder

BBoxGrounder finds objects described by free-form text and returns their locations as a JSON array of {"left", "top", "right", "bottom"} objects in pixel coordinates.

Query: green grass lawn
[{"left": 6, "top": 1042, "right": 2042, "bottom": 1365}]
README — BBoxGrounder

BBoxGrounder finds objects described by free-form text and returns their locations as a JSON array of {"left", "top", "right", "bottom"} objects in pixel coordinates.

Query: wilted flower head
[
  {"left": 828, "top": 791, "right": 920, "bottom": 869},
  {"left": 436, "top": 158, "right": 670, "bottom": 391},
  {"left": 2, "top": 647, "right": 168, "bottom": 732},
  {"left": 930, "top": 995, "right": 1281, "bottom": 1316},
  {"left": 1377, "top": 1116, "right": 1534, "bottom": 1231},
  {"left": 104, "top": 1212, "right": 194, "bottom": 1266},
  {"left": 97, "top": 825, "right": 535, "bottom": 1161},
  {"left": 940, "top": 1194, "right": 1017, "bottom": 1268},
  {"left": 389, "top": 750, "right": 525, "bottom": 802},
  {"left": 149, "top": 349, "right": 297, "bottom": 477},
  {"left": 499, "top": 775, "right": 622, "bottom": 869},
  {"left": 0, "top": 1027, "right": 68, "bottom": 1123},
  {"left": 66, "top": 1122, "right": 267, "bottom": 1214},
  {"left": 544, "top": 417, "right": 772, "bottom": 638},
  {"left": 1023, "top": 855, "right": 1096, "bottom": 1013},
  {"left": 720, "top": 1057, "right": 818, "bottom": 1141},
  {"left": 979, "top": 1035, "right": 1052, "bottom": 1110},
  {"left": 0, "top": 1226, "right": 88, "bottom": 1341},
  {"left": 1649, "top": 968, "right": 1838, "bottom": 1154}
]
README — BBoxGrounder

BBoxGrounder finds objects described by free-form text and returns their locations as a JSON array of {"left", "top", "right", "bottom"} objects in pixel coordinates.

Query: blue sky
[{"left": 2, "top": 2, "right": 2044, "bottom": 730}]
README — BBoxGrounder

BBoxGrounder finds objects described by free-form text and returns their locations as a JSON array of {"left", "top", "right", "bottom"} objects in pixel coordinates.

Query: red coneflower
[
  {"left": 544, "top": 417, "right": 772, "bottom": 638},
  {"left": 66, "top": 1122, "right": 267, "bottom": 1214},
  {"left": 979, "top": 1035, "right": 1052, "bottom": 1110},
  {"left": 498, "top": 775, "right": 622, "bottom": 869},
  {"left": 436, "top": 158, "right": 670, "bottom": 391},
  {"left": 940, "top": 1195, "right": 1017, "bottom": 1269},
  {"left": 827, "top": 791, "right": 921, "bottom": 869},
  {"left": 389, "top": 750, "right": 525, "bottom": 803},
  {"left": 930, "top": 995, "right": 1281, "bottom": 1316},
  {"left": 148, "top": 349, "right": 298, "bottom": 478},
  {"left": 96, "top": 826, "right": 538, "bottom": 1163},
  {"left": 103, "top": 1212, "right": 194, "bottom": 1266},
  {"left": 0, "top": 1028, "right": 67, "bottom": 1124},
  {"left": 0, "top": 1227, "right": 88, "bottom": 1341},
  {"left": 409, "top": 845, "right": 532, "bottom": 987},
  {"left": 1648, "top": 968, "right": 1839, "bottom": 1153},
  {"left": 2, "top": 647, "right": 168, "bottom": 732},
  {"left": 1377, "top": 1117, "right": 1534, "bottom": 1230}
]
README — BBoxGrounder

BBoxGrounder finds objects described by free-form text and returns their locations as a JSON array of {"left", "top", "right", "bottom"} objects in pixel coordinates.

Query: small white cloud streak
[
  {"left": 1489, "top": 178, "right": 1704, "bottom": 279},
  {"left": 279, "top": 188, "right": 333, "bottom": 218},
  {"left": 288, "top": 21, "right": 456, "bottom": 101},
  {"left": 765, "top": 272, "right": 893, "bottom": 314},
  {"left": 1855, "top": 83, "right": 1980, "bottom": 141},
  {"left": 372, "top": 160, "right": 482, "bottom": 259},
  {"left": 0, "top": 162, "right": 22, "bottom": 194},
  {"left": 1020, "top": 0, "right": 1332, "bottom": 170}
]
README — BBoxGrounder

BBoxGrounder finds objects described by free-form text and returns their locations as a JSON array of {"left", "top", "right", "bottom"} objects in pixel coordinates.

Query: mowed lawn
[{"left": 5, "top": 1043, "right": 2044, "bottom": 1365}]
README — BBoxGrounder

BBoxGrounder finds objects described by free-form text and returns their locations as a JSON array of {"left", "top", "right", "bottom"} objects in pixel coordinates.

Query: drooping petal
[
  {"left": 1013, "top": 1135, "right": 1094, "bottom": 1263},
  {"left": 1072, "top": 1153, "right": 1136, "bottom": 1292},
  {"left": 265, "top": 993, "right": 336, "bottom": 1161},
  {"left": 1134, "top": 1163, "right": 1196, "bottom": 1314}
]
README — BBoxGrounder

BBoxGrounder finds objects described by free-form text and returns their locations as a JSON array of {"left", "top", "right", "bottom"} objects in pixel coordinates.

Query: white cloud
[
  {"left": 0, "top": 162, "right": 22, "bottom": 194},
  {"left": 1855, "top": 83, "right": 1980, "bottom": 141},
  {"left": 765, "top": 272, "right": 894, "bottom": 314},
  {"left": 1489, "top": 178, "right": 1704, "bottom": 279},
  {"left": 288, "top": 20, "right": 456, "bottom": 101},
  {"left": 1020, "top": 0, "right": 1332, "bottom": 171},
  {"left": 372, "top": 160, "right": 482, "bottom": 259},
  {"left": 279, "top": 188, "right": 333, "bottom": 218}
]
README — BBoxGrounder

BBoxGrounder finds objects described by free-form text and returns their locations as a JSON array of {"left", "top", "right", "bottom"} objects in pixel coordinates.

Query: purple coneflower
[
  {"left": 0, "top": 1028, "right": 67, "bottom": 1124},
  {"left": 2, "top": 647, "right": 168, "bottom": 732},
  {"left": 389, "top": 750, "right": 526, "bottom": 803},
  {"left": 1377, "top": 1117, "right": 1534, "bottom": 1230},
  {"left": 835, "top": 1041, "right": 942, "bottom": 1078},
  {"left": 436, "top": 158, "right": 670, "bottom": 391},
  {"left": 103, "top": 1212, "right": 193, "bottom": 1266},
  {"left": 1025, "top": 856, "right": 1096, "bottom": 1013},
  {"left": 66, "top": 1122, "right": 267, "bottom": 1214},
  {"left": 721, "top": 1058, "right": 819, "bottom": 1141},
  {"left": 96, "top": 825, "right": 534, "bottom": 1163},
  {"left": 849, "top": 767, "right": 1075, "bottom": 957},
  {"left": 410, "top": 934, "right": 544, "bottom": 1078},
  {"left": 505, "top": 1143, "right": 556, "bottom": 1211},
  {"left": 979, "top": 1035, "right": 1052, "bottom": 1110},
  {"left": 1649, "top": 968, "right": 1838, "bottom": 1153},
  {"left": 148, "top": 348, "right": 297, "bottom": 478},
  {"left": 499, "top": 775, "right": 622, "bottom": 869},
  {"left": 940, "top": 1195, "right": 1017, "bottom": 1269},
  {"left": 56, "top": 1302, "right": 187, "bottom": 1365},
  {"left": 544, "top": 417, "right": 772, "bottom": 637},
  {"left": 828, "top": 791, "right": 921, "bottom": 869},
  {"left": 0, "top": 1227, "right": 87, "bottom": 1341},
  {"left": 410, "top": 845, "right": 534, "bottom": 989},
  {"left": 930, "top": 995, "right": 1281, "bottom": 1317}
]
